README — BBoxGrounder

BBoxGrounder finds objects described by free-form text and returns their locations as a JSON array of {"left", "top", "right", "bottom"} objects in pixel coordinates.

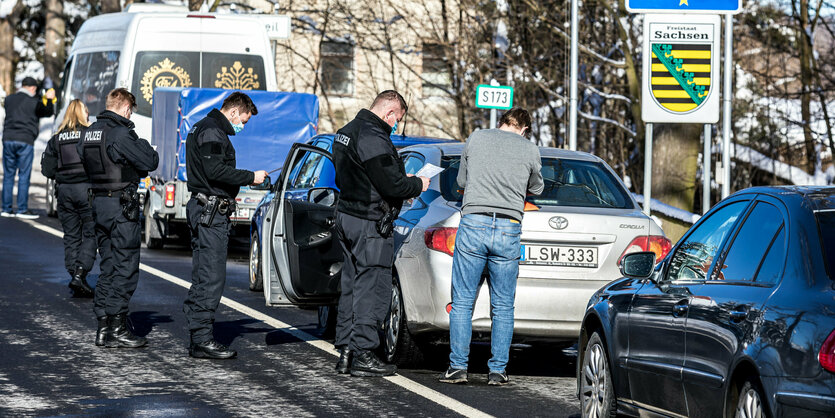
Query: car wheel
[
  {"left": 249, "top": 232, "right": 263, "bottom": 291},
  {"left": 46, "top": 179, "right": 57, "bottom": 217},
  {"left": 144, "top": 209, "right": 165, "bottom": 249},
  {"left": 581, "top": 331, "right": 616, "bottom": 418},
  {"left": 733, "top": 379, "right": 767, "bottom": 418},
  {"left": 382, "top": 275, "right": 423, "bottom": 366}
]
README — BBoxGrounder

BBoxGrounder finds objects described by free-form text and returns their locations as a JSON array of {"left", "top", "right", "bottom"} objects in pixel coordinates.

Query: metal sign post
[
  {"left": 643, "top": 123, "right": 653, "bottom": 215},
  {"left": 476, "top": 83, "right": 514, "bottom": 129},
  {"left": 568, "top": 0, "right": 579, "bottom": 150},
  {"left": 703, "top": 124, "right": 712, "bottom": 214},
  {"left": 722, "top": 14, "right": 733, "bottom": 198}
]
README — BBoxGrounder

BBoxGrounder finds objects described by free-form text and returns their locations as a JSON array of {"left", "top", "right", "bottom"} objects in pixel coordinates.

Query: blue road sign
[{"left": 626, "top": 0, "right": 742, "bottom": 14}]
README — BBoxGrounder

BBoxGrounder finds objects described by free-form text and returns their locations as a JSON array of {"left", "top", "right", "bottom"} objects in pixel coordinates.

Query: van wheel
[
  {"left": 46, "top": 179, "right": 58, "bottom": 217},
  {"left": 144, "top": 205, "right": 165, "bottom": 249},
  {"left": 382, "top": 274, "right": 423, "bottom": 367},
  {"left": 580, "top": 331, "right": 616, "bottom": 418},
  {"left": 249, "top": 232, "right": 263, "bottom": 291}
]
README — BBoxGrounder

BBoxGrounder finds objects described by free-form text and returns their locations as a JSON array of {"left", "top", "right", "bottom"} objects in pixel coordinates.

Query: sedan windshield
[{"left": 440, "top": 156, "right": 634, "bottom": 209}]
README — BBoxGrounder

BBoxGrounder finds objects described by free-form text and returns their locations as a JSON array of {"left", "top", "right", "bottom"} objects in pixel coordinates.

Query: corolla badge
[{"left": 549, "top": 216, "right": 568, "bottom": 230}]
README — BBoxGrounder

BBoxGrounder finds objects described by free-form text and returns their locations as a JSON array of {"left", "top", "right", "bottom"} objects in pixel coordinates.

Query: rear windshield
[
  {"left": 816, "top": 211, "right": 835, "bottom": 279},
  {"left": 131, "top": 52, "right": 267, "bottom": 116},
  {"left": 440, "top": 156, "right": 634, "bottom": 209}
]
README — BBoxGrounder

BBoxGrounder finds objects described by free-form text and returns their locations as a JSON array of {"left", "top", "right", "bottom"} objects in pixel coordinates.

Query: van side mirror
[
  {"left": 308, "top": 187, "right": 338, "bottom": 207},
  {"left": 251, "top": 175, "right": 272, "bottom": 191},
  {"left": 620, "top": 252, "right": 656, "bottom": 279}
]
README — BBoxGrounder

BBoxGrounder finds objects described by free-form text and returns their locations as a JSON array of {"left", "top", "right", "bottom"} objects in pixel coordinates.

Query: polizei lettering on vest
[
  {"left": 59, "top": 131, "right": 82, "bottom": 141},
  {"left": 84, "top": 131, "right": 103, "bottom": 142}
]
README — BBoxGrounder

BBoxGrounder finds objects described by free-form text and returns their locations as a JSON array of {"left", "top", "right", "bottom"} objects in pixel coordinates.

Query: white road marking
[{"left": 17, "top": 218, "right": 494, "bottom": 418}]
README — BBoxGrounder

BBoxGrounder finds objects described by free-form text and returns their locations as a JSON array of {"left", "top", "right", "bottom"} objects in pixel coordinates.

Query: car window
[
  {"left": 716, "top": 202, "right": 784, "bottom": 282},
  {"left": 815, "top": 210, "right": 835, "bottom": 279},
  {"left": 70, "top": 51, "right": 120, "bottom": 117},
  {"left": 666, "top": 201, "right": 747, "bottom": 282},
  {"left": 402, "top": 153, "right": 425, "bottom": 175},
  {"left": 312, "top": 155, "right": 337, "bottom": 189},
  {"left": 439, "top": 156, "right": 632, "bottom": 209},
  {"left": 293, "top": 152, "right": 324, "bottom": 189},
  {"left": 754, "top": 226, "right": 786, "bottom": 284}
]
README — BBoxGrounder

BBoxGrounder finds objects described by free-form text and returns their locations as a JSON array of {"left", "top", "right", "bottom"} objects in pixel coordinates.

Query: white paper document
[{"left": 415, "top": 163, "right": 444, "bottom": 178}]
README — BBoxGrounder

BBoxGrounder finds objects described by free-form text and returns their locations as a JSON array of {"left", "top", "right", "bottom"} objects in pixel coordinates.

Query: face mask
[
  {"left": 231, "top": 113, "right": 244, "bottom": 134},
  {"left": 391, "top": 120, "right": 398, "bottom": 136}
]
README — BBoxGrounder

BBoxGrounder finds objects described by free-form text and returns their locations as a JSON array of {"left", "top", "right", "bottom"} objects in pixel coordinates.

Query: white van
[
  {"left": 55, "top": 3, "right": 277, "bottom": 140},
  {"left": 47, "top": 4, "right": 279, "bottom": 216}
]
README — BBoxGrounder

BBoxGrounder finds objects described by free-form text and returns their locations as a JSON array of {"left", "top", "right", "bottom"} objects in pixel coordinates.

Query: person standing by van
[
  {"left": 184, "top": 92, "right": 267, "bottom": 359},
  {"left": 439, "top": 108, "right": 543, "bottom": 386},
  {"left": 78, "top": 88, "right": 158, "bottom": 349},
  {"left": 41, "top": 99, "right": 96, "bottom": 298},
  {"left": 2, "top": 76, "right": 55, "bottom": 219}
]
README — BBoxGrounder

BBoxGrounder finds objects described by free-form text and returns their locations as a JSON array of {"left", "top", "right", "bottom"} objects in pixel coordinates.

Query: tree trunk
[
  {"left": 652, "top": 124, "right": 702, "bottom": 212},
  {"left": 189, "top": 0, "right": 203, "bottom": 11},
  {"left": 0, "top": 0, "right": 22, "bottom": 96},
  {"left": 101, "top": 0, "right": 121, "bottom": 14},
  {"left": 798, "top": 0, "right": 817, "bottom": 173},
  {"left": 44, "top": 0, "right": 65, "bottom": 83}
]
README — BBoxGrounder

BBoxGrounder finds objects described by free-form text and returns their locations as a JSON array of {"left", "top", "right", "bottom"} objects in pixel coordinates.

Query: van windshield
[
  {"left": 70, "top": 51, "right": 120, "bottom": 116},
  {"left": 131, "top": 52, "right": 267, "bottom": 116}
]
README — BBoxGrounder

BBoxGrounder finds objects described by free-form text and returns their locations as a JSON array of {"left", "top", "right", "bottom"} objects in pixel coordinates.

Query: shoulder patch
[{"left": 335, "top": 133, "right": 351, "bottom": 146}]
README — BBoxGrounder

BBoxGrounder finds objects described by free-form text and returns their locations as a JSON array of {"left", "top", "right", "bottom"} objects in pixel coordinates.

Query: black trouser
[
  {"left": 334, "top": 211, "right": 394, "bottom": 353},
  {"left": 183, "top": 197, "right": 230, "bottom": 345},
  {"left": 91, "top": 193, "right": 141, "bottom": 318},
  {"left": 56, "top": 182, "right": 96, "bottom": 274}
]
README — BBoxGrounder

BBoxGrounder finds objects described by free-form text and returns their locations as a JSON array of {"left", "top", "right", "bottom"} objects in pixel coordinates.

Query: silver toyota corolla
[{"left": 384, "top": 143, "right": 669, "bottom": 364}]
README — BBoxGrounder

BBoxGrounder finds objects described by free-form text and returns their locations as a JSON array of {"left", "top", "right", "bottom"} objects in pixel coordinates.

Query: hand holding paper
[{"left": 415, "top": 163, "right": 444, "bottom": 178}]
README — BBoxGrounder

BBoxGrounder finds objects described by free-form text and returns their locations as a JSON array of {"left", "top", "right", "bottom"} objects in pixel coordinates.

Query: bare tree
[
  {"left": 44, "top": 0, "right": 65, "bottom": 82},
  {"left": 0, "top": 0, "right": 23, "bottom": 95}
]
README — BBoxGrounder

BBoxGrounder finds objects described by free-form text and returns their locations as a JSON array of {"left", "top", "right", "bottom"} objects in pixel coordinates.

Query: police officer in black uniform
[
  {"left": 41, "top": 99, "right": 96, "bottom": 297},
  {"left": 332, "top": 90, "right": 430, "bottom": 377},
  {"left": 184, "top": 92, "right": 267, "bottom": 359},
  {"left": 77, "top": 88, "right": 159, "bottom": 348}
]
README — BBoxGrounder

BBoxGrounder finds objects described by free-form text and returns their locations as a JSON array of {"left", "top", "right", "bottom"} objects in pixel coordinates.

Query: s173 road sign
[
  {"left": 476, "top": 85, "right": 514, "bottom": 110},
  {"left": 626, "top": 0, "right": 741, "bottom": 14}
]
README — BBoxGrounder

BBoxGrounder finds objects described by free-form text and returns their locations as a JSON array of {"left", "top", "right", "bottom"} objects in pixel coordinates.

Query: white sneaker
[
  {"left": 0, "top": 211, "right": 14, "bottom": 218},
  {"left": 15, "top": 210, "right": 39, "bottom": 219}
]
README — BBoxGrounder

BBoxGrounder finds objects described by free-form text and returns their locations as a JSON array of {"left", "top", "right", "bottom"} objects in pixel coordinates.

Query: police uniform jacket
[
  {"left": 333, "top": 109, "right": 423, "bottom": 221},
  {"left": 42, "top": 128, "right": 88, "bottom": 184},
  {"left": 186, "top": 108, "right": 254, "bottom": 200},
  {"left": 76, "top": 111, "right": 159, "bottom": 192}
]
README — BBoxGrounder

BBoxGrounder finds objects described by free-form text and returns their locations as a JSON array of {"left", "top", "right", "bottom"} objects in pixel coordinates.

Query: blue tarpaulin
[{"left": 150, "top": 88, "right": 319, "bottom": 181}]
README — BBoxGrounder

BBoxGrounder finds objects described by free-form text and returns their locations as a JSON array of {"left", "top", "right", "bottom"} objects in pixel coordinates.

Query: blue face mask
[
  {"left": 232, "top": 122, "right": 244, "bottom": 134},
  {"left": 391, "top": 120, "right": 398, "bottom": 136}
]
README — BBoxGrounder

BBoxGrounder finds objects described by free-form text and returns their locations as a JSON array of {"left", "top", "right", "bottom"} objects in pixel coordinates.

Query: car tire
[
  {"left": 580, "top": 331, "right": 616, "bottom": 418},
  {"left": 249, "top": 232, "right": 263, "bottom": 291},
  {"left": 46, "top": 179, "right": 58, "bottom": 217},
  {"left": 732, "top": 378, "right": 768, "bottom": 418},
  {"left": 382, "top": 274, "right": 423, "bottom": 367}
]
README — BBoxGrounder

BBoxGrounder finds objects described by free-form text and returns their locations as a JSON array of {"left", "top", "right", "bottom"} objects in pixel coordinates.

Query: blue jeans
[
  {"left": 449, "top": 213, "right": 522, "bottom": 373},
  {"left": 2, "top": 141, "right": 34, "bottom": 213}
]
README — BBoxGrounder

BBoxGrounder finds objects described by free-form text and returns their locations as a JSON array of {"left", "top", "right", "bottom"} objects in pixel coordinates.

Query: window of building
[
  {"left": 320, "top": 42, "right": 354, "bottom": 97},
  {"left": 422, "top": 43, "right": 451, "bottom": 98}
]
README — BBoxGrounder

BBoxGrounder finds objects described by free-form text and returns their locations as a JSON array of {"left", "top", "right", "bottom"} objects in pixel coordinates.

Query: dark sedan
[{"left": 578, "top": 186, "right": 835, "bottom": 418}]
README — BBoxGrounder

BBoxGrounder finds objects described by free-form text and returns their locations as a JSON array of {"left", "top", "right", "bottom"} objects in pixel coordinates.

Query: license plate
[
  {"left": 520, "top": 245, "right": 598, "bottom": 268},
  {"left": 233, "top": 208, "right": 250, "bottom": 220}
]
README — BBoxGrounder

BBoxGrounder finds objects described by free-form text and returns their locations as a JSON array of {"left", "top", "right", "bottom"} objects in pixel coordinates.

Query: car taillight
[
  {"left": 820, "top": 329, "right": 835, "bottom": 373},
  {"left": 164, "top": 184, "right": 176, "bottom": 208},
  {"left": 424, "top": 227, "right": 457, "bottom": 257},
  {"left": 619, "top": 235, "right": 672, "bottom": 264}
]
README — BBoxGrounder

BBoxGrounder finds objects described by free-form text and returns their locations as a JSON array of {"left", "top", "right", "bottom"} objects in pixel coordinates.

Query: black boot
[
  {"left": 189, "top": 340, "right": 237, "bottom": 359},
  {"left": 349, "top": 350, "right": 396, "bottom": 377},
  {"left": 95, "top": 316, "right": 107, "bottom": 347},
  {"left": 105, "top": 314, "right": 147, "bottom": 348},
  {"left": 335, "top": 346, "right": 352, "bottom": 374},
  {"left": 68, "top": 267, "right": 94, "bottom": 298}
]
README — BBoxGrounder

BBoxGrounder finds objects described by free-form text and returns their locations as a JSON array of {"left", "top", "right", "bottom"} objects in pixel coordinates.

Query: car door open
[{"left": 265, "top": 143, "right": 342, "bottom": 306}]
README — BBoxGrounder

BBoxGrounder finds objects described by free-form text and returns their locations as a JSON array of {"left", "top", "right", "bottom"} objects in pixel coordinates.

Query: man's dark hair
[
  {"left": 370, "top": 90, "right": 408, "bottom": 114},
  {"left": 106, "top": 88, "right": 137, "bottom": 111},
  {"left": 499, "top": 108, "right": 532, "bottom": 138},
  {"left": 222, "top": 92, "right": 258, "bottom": 115}
]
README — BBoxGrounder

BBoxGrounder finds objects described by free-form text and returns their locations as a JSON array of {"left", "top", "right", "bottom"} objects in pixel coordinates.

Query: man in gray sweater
[{"left": 440, "top": 108, "right": 543, "bottom": 386}]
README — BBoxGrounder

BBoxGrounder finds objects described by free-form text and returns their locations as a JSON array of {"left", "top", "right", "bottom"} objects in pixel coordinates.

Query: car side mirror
[
  {"left": 620, "top": 252, "right": 656, "bottom": 279},
  {"left": 251, "top": 175, "right": 272, "bottom": 191},
  {"left": 308, "top": 187, "right": 338, "bottom": 207}
]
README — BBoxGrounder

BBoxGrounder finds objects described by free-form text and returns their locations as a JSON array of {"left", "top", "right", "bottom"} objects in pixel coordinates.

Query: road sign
[
  {"left": 626, "top": 0, "right": 742, "bottom": 14},
  {"left": 254, "top": 15, "right": 292, "bottom": 40},
  {"left": 476, "top": 85, "right": 513, "bottom": 110},
  {"left": 641, "top": 14, "right": 721, "bottom": 123}
]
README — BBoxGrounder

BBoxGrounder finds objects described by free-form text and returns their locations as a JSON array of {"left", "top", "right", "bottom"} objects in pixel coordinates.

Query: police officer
[
  {"left": 184, "top": 92, "right": 267, "bottom": 359},
  {"left": 41, "top": 99, "right": 96, "bottom": 297},
  {"left": 77, "top": 88, "right": 159, "bottom": 348},
  {"left": 332, "top": 90, "right": 430, "bottom": 377}
]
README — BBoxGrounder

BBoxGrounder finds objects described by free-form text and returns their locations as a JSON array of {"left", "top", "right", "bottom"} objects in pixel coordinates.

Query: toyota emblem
[{"left": 549, "top": 216, "right": 568, "bottom": 230}]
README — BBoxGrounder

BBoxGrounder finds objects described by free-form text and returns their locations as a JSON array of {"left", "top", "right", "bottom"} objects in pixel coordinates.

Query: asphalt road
[{"left": 0, "top": 174, "right": 581, "bottom": 417}]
